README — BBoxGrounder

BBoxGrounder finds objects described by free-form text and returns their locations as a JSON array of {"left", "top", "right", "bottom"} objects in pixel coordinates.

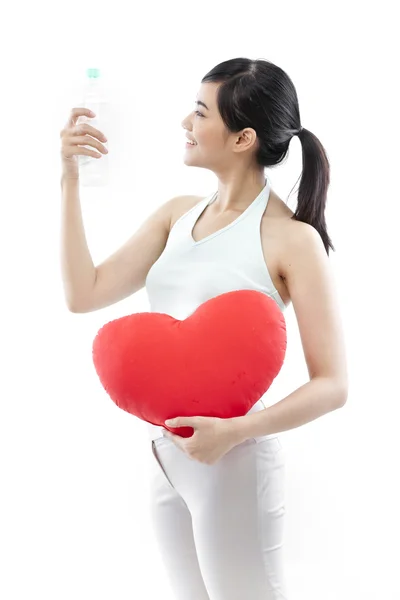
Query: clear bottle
[{"left": 76, "top": 68, "right": 110, "bottom": 187}]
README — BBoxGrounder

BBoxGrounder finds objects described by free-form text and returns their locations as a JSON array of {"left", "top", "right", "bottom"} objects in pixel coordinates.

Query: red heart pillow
[{"left": 92, "top": 290, "right": 287, "bottom": 438}]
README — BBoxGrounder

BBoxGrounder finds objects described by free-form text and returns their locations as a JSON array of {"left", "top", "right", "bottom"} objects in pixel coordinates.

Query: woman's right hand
[{"left": 60, "top": 107, "right": 109, "bottom": 180}]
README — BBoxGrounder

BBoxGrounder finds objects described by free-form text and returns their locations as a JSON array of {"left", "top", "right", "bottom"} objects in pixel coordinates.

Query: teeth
[{"left": 187, "top": 140, "right": 196, "bottom": 145}]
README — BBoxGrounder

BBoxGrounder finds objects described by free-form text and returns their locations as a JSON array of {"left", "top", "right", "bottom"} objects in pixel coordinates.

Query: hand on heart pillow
[{"left": 92, "top": 290, "right": 287, "bottom": 438}]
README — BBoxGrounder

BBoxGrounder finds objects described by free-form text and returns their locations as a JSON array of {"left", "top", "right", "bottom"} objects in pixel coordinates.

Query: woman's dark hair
[{"left": 201, "top": 58, "right": 334, "bottom": 255}]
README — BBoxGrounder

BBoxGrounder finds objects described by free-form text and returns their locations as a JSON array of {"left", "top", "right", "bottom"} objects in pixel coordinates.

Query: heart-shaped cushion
[{"left": 92, "top": 290, "right": 287, "bottom": 438}]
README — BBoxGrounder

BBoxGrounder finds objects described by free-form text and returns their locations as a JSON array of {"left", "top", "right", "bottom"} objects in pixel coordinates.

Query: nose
[{"left": 181, "top": 112, "right": 193, "bottom": 131}]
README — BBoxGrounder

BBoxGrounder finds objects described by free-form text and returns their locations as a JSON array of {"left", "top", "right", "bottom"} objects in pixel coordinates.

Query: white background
[{"left": 1, "top": 1, "right": 399, "bottom": 598}]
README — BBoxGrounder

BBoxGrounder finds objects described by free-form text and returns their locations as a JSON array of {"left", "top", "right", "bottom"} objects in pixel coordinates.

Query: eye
[{"left": 195, "top": 111, "right": 204, "bottom": 117}]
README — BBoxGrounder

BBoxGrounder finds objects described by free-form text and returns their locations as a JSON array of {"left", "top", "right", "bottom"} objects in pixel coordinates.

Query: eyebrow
[{"left": 195, "top": 100, "right": 209, "bottom": 110}]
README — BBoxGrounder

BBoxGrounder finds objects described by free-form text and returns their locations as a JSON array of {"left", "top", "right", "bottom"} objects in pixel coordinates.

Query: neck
[{"left": 214, "top": 172, "right": 267, "bottom": 213}]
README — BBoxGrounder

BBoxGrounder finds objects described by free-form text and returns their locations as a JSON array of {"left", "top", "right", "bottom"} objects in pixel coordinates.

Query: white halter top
[{"left": 144, "top": 176, "right": 286, "bottom": 441}]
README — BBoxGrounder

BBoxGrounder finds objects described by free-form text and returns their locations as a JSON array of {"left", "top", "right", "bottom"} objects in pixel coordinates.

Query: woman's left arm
[{"left": 231, "top": 222, "right": 349, "bottom": 442}]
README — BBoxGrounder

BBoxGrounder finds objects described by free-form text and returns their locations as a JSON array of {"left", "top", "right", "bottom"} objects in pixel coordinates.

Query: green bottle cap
[{"left": 86, "top": 68, "right": 100, "bottom": 78}]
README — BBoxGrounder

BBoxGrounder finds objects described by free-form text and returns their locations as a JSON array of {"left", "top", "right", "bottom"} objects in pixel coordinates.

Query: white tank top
[{"left": 144, "top": 176, "right": 287, "bottom": 441}]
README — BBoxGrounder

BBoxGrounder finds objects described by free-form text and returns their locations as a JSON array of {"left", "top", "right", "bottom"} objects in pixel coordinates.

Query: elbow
[
  {"left": 333, "top": 380, "right": 349, "bottom": 408},
  {"left": 66, "top": 298, "right": 83, "bottom": 313},
  {"left": 314, "top": 376, "right": 348, "bottom": 410}
]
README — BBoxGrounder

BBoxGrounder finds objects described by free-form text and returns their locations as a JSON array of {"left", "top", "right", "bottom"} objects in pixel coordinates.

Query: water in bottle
[{"left": 77, "top": 68, "right": 110, "bottom": 187}]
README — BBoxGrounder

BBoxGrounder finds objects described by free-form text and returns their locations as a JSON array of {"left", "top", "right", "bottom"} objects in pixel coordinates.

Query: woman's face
[{"left": 181, "top": 82, "right": 257, "bottom": 173}]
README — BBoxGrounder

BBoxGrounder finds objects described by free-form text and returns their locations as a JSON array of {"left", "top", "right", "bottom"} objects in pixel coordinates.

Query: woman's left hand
[{"left": 163, "top": 415, "right": 244, "bottom": 465}]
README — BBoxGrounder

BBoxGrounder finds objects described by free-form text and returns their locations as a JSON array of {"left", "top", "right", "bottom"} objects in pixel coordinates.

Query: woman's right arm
[
  {"left": 60, "top": 175, "right": 178, "bottom": 313},
  {"left": 59, "top": 106, "right": 181, "bottom": 314}
]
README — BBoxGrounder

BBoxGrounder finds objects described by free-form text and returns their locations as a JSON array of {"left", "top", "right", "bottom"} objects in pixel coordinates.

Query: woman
[{"left": 60, "top": 58, "right": 348, "bottom": 600}]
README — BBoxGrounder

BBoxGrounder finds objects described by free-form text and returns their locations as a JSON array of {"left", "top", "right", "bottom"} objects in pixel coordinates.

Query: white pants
[{"left": 146, "top": 414, "right": 288, "bottom": 599}]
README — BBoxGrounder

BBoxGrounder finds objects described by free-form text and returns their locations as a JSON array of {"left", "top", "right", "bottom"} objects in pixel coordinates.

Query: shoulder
[
  {"left": 284, "top": 217, "right": 322, "bottom": 244},
  {"left": 279, "top": 218, "right": 328, "bottom": 281},
  {"left": 168, "top": 194, "right": 206, "bottom": 231},
  {"left": 284, "top": 219, "right": 326, "bottom": 259},
  {"left": 171, "top": 194, "right": 205, "bottom": 211}
]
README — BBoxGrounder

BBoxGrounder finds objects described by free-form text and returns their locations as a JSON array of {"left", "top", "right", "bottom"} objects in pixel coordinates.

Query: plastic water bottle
[{"left": 77, "top": 68, "right": 110, "bottom": 187}]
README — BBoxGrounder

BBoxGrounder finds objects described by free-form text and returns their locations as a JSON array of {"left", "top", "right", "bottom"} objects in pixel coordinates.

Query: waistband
[{"left": 145, "top": 398, "right": 267, "bottom": 442}]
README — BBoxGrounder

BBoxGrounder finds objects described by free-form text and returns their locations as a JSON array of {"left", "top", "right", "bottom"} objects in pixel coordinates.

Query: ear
[{"left": 234, "top": 128, "right": 258, "bottom": 153}]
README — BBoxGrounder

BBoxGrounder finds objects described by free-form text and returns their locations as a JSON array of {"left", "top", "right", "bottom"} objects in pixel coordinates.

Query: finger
[
  {"left": 165, "top": 417, "right": 197, "bottom": 428},
  {"left": 74, "top": 122, "right": 108, "bottom": 143},
  {"left": 60, "top": 143, "right": 102, "bottom": 161},
  {"left": 72, "top": 134, "right": 108, "bottom": 155},
  {"left": 68, "top": 107, "right": 95, "bottom": 127}
]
